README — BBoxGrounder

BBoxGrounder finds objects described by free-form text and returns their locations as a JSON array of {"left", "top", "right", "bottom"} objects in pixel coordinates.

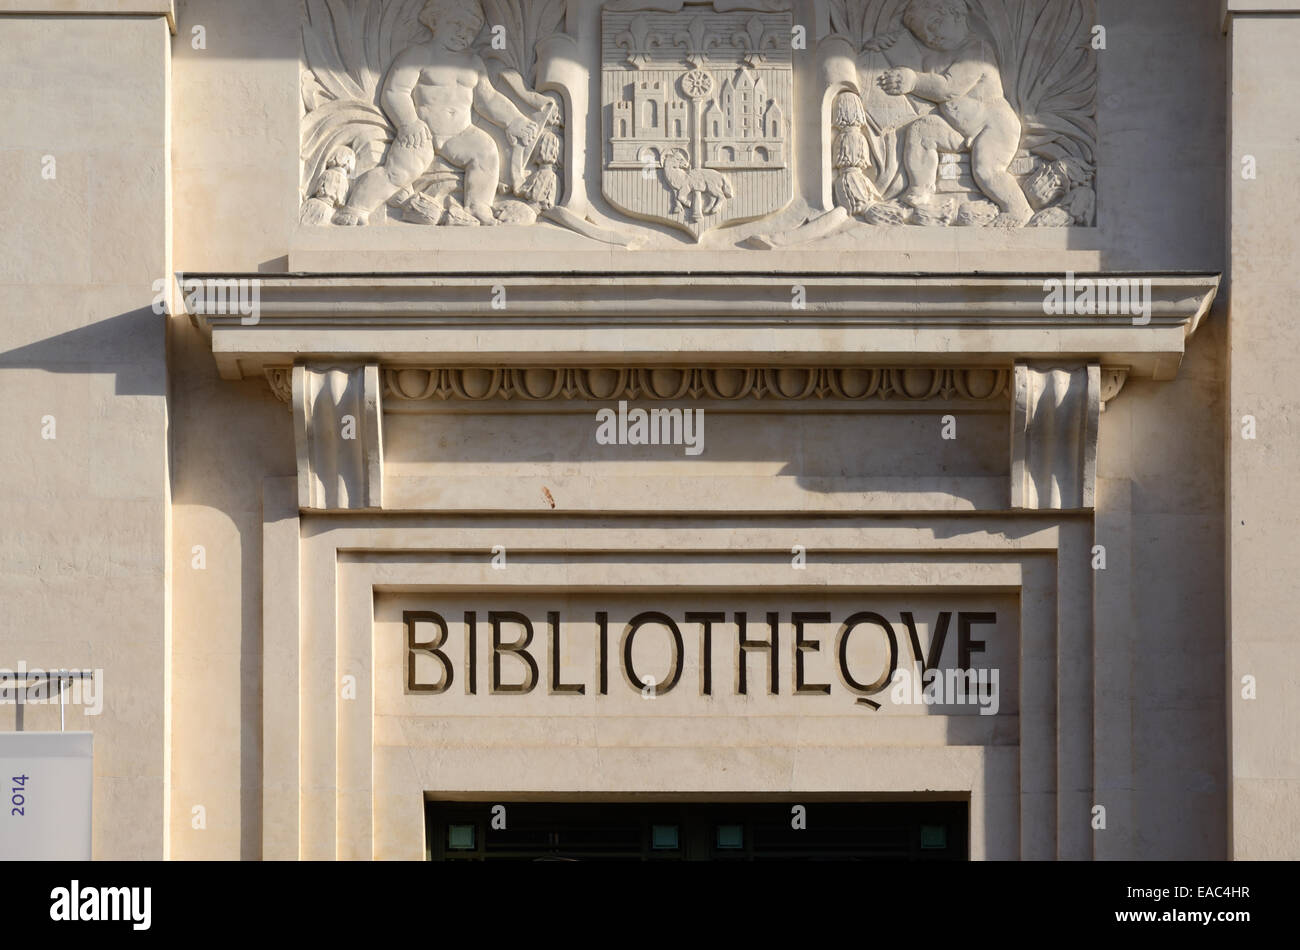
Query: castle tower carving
[
  {"left": 610, "top": 77, "right": 690, "bottom": 168},
  {"left": 701, "top": 69, "right": 785, "bottom": 169}
]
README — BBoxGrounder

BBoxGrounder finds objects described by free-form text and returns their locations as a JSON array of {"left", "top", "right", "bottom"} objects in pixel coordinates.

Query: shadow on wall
[
  {"left": 383, "top": 405, "right": 1011, "bottom": 477},
  {"left": 167, "top": 313, "right": 303, "bottom": 860},
  {"left": 0, "top": 308, "right": 166, "bottom": 396}
]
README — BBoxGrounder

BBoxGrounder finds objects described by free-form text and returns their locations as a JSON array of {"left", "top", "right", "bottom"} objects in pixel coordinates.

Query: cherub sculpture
[
  {"left": 872, "top": 0, "right": 1033, "bottom": 227},
  {"left": 335, "top": 0, "right": 540, "bottom": 226}
]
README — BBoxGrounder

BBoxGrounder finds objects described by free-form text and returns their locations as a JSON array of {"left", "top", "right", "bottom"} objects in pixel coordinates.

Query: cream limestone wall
[
  {"left": 1095, "top": 316, "right": 1226, "bottom": 859},
  {"left": 0, "top": 0, "right": 1248, "bottom": 866},
  {"left": 1226, "top": 8, "right": 1300, "bottom": 860},
  {"left": 0, "top": 6, "right": 173, "bottom": 857},
  {"left": 147, "top": 0, "right": 1232, "bottom": 859},
  {"left": 165, "top": 0, "right": 301, "bottom": 859}
]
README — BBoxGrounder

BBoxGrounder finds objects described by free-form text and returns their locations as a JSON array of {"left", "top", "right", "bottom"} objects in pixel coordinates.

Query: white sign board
[{"left": 0, "top": 732, "right": 93, "bottom": 860}]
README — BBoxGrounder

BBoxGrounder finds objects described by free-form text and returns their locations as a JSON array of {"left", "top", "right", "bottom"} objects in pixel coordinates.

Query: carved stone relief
[
  {"left": 815, "top": 0, "right": 1097, "bottom": 233},
  {"left": 601, "top": 0, "right": 793, "bottom": 239},
  {"left": 382, "top": 365, "right": 1012, "bottom": 401},
  {"left": 299, "top": 0, "right": 1098, "bottom": 243},
  {"left": 266, "top": 364, "right": 1141, "bottom": 410},
  {"left": 266, "top": 364, "right": 1021, "bottom": 403},
  {"left": 300, "top": 0, "right": 565, "bottom": 228}
]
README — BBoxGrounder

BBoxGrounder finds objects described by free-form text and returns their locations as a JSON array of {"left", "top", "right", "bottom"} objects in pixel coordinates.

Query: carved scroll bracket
[
  {"left": 1011, "top": 362, "right": 1100, "bottom": 511},
  {"left": 292, "top": 364, "right": 384, "bottom": 511},
  {"left": 1099, "top": 367, "right": 1129, "bottom": 411}
]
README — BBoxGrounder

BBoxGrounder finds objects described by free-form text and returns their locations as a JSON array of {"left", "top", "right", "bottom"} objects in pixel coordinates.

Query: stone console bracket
[
  {"left": 186, "top": 273, "right": 1219, "bottom": 513},
  {"left": 293, "top": 364, "right": 383, "bottom": 511},
  {"left": 1012, "top": 362, "right": 1100, "bottom": 511}
]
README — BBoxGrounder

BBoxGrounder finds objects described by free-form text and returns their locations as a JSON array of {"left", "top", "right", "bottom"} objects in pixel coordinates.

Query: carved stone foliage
[
  {"left": 300, "top": 0, "right": 565, "bottom": 228},
  {"left": 602, "top": 0, "right": 794, "bottom": 240},
  {"left": 378, "top": 365, "right": 1012, "bottom": 402},
  {"left": 823, "top": 0, "right": 1097, "bottom": 230}
]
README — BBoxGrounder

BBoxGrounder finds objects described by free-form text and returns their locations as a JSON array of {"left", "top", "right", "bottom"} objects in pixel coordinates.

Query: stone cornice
[
  {"left": 0, "top": 1, "right": 177, "bottom": 33},
  {"left": 1223, "top": 1, "right": 1300, "bottom": 32},
  {"left": 186, "top": 272, "right": 1220, "bottom": 383}
]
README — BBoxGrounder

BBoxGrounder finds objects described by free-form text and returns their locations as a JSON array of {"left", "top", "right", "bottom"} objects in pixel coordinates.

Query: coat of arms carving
[{"left": 602, "top": 0, "right": 794, "bottom": 240}]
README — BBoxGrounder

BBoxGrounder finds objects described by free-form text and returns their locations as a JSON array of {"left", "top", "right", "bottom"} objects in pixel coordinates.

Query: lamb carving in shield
[{"left": 601, "top": 0, "right": 795, "bottom": 241}]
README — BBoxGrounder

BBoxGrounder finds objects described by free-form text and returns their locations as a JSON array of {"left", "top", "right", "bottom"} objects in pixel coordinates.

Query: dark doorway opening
[{"left": 426, "top": 800, "right": 968, "bottom": 861}]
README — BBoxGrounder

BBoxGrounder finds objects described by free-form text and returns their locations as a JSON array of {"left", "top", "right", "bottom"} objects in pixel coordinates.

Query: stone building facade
[{"left": 0, "top": 0, "right": 1294, "bottom": 859}]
